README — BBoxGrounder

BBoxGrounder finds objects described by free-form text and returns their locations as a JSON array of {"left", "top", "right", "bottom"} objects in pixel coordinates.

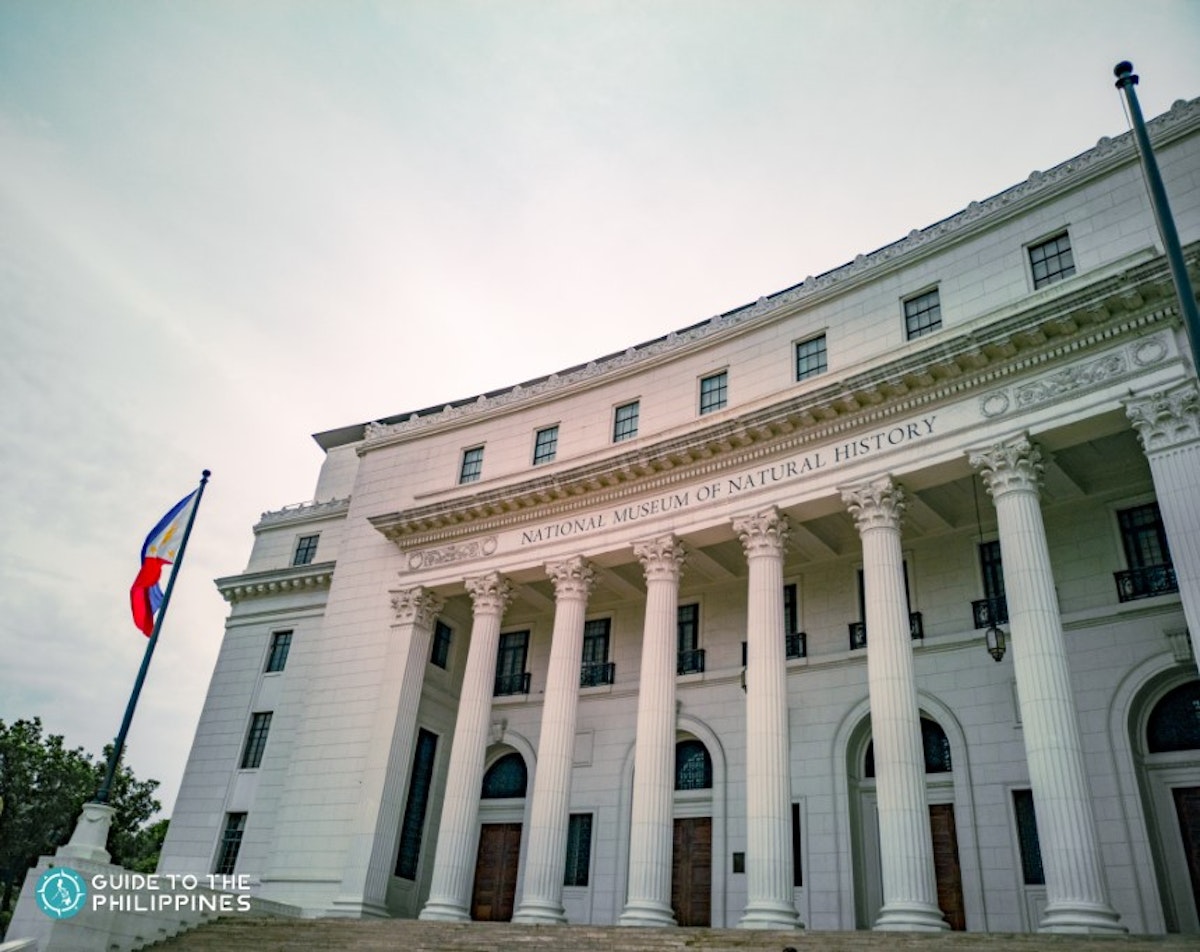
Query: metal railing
[
  {"left": 849, "top": 612, "right": 923, "bottom": 650},
  {"left": 677, "top": 648, "right": 706, "bottom": 676},
  {"left": 579, "top": 661, "right": 615, "bottom": 687},
  {"left": 493, "top": 671, "right": 531, "bottom": 696},
  {"left": 1114, "top": 564, "right": 1178, "bottom": 602},
  {"left": 972, "top": 596, "right": 1009, "bottom": 628}
]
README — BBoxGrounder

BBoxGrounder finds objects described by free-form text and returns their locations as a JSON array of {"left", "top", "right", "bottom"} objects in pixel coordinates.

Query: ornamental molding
[
  {"left": 1125, "top": 380, "right": 1200, "bottom": 453},
  {"left": 256, "top": 496, "right": 350, "bottom": 530},
  {"left": 353, "top": 99, "right": 1198, "bottom": 452},
  {"left": 215, "top": 561, "right": 335, "bottom": 603},
  {"left": 545, "top": 556, "right": 598, "bottom": 602},
  {"left": 406, "top": 536, "right": 498, "bottom": 572},
  {"left": 633, "top": 535, "right": 687, "bottom": 583},
  {"left": 464, "top": 571, "right": 513, "bottom": 617},
  {"left": 732, "top": 507, "right": 790, "bottom": 559},
  {"left": 979, "top": 332, "right": 1171, "bottom": 419},
  {"left": 968, "top": 434, "right": 1044, "bottom": 499},
  {"left": 389, "top": 586, "right": 444, "bottom": 628},
  {"left": 842, "top": 476, "right": 906, "bottom": 534}
]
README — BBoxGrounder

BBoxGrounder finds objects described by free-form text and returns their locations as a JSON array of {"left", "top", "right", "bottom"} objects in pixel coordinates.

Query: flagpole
[{"left": 95, "top": 469, "right": 211, "bottom": 804}]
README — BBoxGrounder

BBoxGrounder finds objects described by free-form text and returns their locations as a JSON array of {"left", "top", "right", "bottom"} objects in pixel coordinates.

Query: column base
[
  {"left": 873, "top": 900, "right": 950, "bottom": 932},
  {"left": 618, "top": 899, "right": 676, "bottom": 927},
  {"left": 56, "top": 802, "right": 116, "bottom": 863},
  {"left": 1039, "top": 900, "right": 1127, "bottom": 934},
  {"left": 418, "top": 899, "right": 471, "bottom": 922},
  {"left": 738, "top": 900, "right": 803, "bottom": 929},
  {"left": 511, "top": 897, "right": 567, "bottom": 925}
]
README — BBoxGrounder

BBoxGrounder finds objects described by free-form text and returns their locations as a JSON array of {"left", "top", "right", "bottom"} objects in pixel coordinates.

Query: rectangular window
[
  {"left": 459, "top": 446, "right": 484, "bottom": 484},
  {"left": 240, "top": 712, "right": 272, "bottom": 769},
  {"left": 974, "top": 540, "right": 1009, "bottom": 627},
  {"left": 613, "top": 401, "right": 640, "bottom": 442},
  {"left": 494, "top": 631, "right": 530, "bottom": 696},
  {"left": 699, "top": 371, "right": 727, "bottom": 415},
  {"left": 677, "top": 603, "right": 704, "bottom": 674},
  {"left": 784, "top": 583, "right": 798, "bottom": 635},
  {"left": 264, "top": 631, "right": 292, "bottom": 673},
  {"left": 1029, "top": 232, "right": 1076, "bottom": 289},
  {"left": 292, "top": 534, "right": 319, "bottom": 566},
  {"left": 430, "top": 620, "right": 452, "bottom": 669},
  {"left": 563, "top": 813, "right": 593, "bottom": 887},
  {"left": 791, "top": 802, "right": 803, "bottom": 888},
  {"left": 213, "top": 813, "right": 247, "bottom": 875},
  {"left": 581, "top": 618, "right": 613, "bottom": 687},
  {"left": 903, "top": 288, "right": 942, "bottom": 340},
  {"left": 1012, "top": 789, "right": 1045, "bottom": 885},
  {"left": 795, "top": 334, "right": 828, "bottom": 381},
  {"left": 395, "top": 728, "right": 438, "bottom": 879},
  {"left": 1118, "top": 502, "right": 1172, "bottom": 568},
  {"left": 533, "top": 426, "right": 559, "bottom": 465}
]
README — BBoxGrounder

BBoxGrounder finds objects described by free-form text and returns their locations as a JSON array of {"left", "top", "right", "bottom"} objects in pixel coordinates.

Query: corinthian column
[
  {"left": 513, "top": 556, "right": 597, "bottom": 924},
  {"left": 969, "top": 436, "right": 1124, "bottom": 934},
  {"left": 420, "top": 572, "right": 513, "bottom": 922},
  {"left": 620, "top": 535, "right": 686, "bottom": 927},
  {"left": 842, "top": 476, "right": 946, "bottom": 932},
  {"left": 733, "top": 508, "right": 802, "bottom": 929},
  {"left": 1125, "top": 381, "right": 1200, "bottom": 665},
  {"left": 332, "top": 586, "right": 444, "bottom": 916}
]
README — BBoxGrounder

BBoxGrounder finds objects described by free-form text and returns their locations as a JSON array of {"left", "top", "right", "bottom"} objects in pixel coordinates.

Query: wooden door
[
  {"left": 471, "top": 823, "right": 522, "bottom": 921},
  {"left": 671, "top": 817, "right": 712, "bottom": 927},
  {"left": 1174, "top": 786, "right": 1200, "bottom": 921},
  {"left": 929, "top": 803, "right": 965, "bottom": 930}
]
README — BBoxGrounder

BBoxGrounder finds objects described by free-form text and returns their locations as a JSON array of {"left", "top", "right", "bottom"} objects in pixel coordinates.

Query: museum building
[{"left": 159, "top": 97, "right": 1200, "bottom": 934}]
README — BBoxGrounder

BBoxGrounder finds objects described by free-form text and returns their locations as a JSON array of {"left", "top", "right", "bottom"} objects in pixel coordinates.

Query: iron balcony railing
[
  {"left": 677, "top": 648, "right": 706, "bottom": 676},
  {"left": 849, "top": 612, "right": 924, "bottom": 650},
  {"left": 741, "top": 634, "right": 807, "bottom": 665},
  {"left": 1114, "top": 564, "right": 1178, "bottom": 602},
  {"left": 493, "top": 671, "right": 531, "bottom": 697},
  {"left": 972, "top": 596, "right": 1009, "bottom": 628},
  {"left": 579, "top": 661, "right": 615, "bottom": 688}
]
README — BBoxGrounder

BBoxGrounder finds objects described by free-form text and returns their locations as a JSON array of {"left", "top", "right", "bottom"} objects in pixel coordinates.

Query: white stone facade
[{"left": 159, "top": 98, "right": 1200, "bottom": 934}]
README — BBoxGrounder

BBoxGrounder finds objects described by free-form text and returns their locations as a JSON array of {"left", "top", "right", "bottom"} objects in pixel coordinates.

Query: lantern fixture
[{"left": 985, "top": 624, "right": 1007, "bottom": 662}]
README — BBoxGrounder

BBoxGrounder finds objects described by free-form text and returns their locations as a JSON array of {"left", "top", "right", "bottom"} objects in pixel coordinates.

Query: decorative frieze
[
  {"left": 969, "top": 435, "right": 1044, "bottom": 499},
  {"left": 406, "top": 536, "right": 498, "bottom": 571},
  {"left": 545, "top": 556, "right": 597, "bottom": 602},
  {"left": 464, "top": 571, "right": 513, "bottom": 617},
  {"left": 1125, "top": 381, "right": 1200, "bottom": 453},
  {"left": 842, "top": 476, "right": 906, "bottom": 534},
  {"left": 389, "top": 586, "right": 444, "bottom": 628},
  {"left": 633, "top": 535, "right": 687, "bottom": 583},
  {"left": 733, "top": 507, "right": 790, "bottom": 560}
]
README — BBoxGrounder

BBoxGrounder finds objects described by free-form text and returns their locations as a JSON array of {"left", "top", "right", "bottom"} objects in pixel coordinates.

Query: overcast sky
[{"left": 2, "top": 2, "right": 1198, "bottom": 818}]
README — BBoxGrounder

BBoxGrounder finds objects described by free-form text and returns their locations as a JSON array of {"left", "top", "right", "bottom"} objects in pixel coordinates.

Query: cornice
[
  {"left": 215, "top": 561, "right": 336, "bottom": 603},
  {"left": 343, "top": 98, "right": 1200, "bottom": 455},
  {"left": 369, "top": 252, "right": 1188, "bottom": 547},
  {"left": 256, "top": 497, "right": 350, "bottom": 532}
]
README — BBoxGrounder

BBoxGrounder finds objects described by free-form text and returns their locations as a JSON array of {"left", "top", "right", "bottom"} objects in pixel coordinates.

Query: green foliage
[{"left": 0, "top": 718, "right": 163, "bottom": 925}]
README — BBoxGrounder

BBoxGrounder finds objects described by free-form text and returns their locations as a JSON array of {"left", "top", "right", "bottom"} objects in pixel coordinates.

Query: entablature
[{"left": 215, "top": 561, "right": 336, "bottom": 603}]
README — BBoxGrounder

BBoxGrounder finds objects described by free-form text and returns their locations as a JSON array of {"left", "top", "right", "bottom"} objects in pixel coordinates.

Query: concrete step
[{"left": 145, "top": 917, "right": 1199, "bottom": 952}]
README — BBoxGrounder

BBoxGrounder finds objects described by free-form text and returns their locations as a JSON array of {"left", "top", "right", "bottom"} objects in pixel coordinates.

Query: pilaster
[{"left": 969, "top": 435, "right": 1124, "bottom": 934}]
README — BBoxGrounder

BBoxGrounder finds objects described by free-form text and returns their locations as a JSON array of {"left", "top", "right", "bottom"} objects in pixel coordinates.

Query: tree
[{"left": 0, "top": 718, "right": 162, "bottom": 935}]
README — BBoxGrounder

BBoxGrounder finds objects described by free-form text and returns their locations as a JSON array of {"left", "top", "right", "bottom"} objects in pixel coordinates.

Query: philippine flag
[{"left": 130, "top": 489, "right": 199, "bottom": 637}]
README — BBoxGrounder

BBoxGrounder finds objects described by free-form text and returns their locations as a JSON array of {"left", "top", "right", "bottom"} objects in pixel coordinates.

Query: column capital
[
  {"left": 841, "top": 475, "right": 906, "bottom": 534},
  {"left": 545, "top": 555, "right": 597, "bottom": 602},
  {"left": 968, "top": 434, "right": 1044, "bottom": 500},
  {"left": 1124, "top": 380, "right": 1200, "bottom": 454},
  {"left": 633, "top": 534, "right": 687, "bottom": 583},
  {"left": 389, "top": 586, "right": 444, "bottom": 628},
  {"left": 733, "top": 507, "right": 790, "bottom": 560},
  {"left": 464, "top": 571, "right": 513, "bottom": 617}
]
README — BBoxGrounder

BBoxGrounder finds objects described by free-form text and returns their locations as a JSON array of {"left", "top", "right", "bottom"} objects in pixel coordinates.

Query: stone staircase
[{"left": 147, "top": 918, "right": 1198, "bottom": 952}]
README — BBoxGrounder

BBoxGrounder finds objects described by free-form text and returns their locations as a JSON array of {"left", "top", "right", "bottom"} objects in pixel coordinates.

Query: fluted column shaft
[
  {"left": 843, "top": 477, "right": 946, "bottom": 932},
  {"left": 734, "top": 508, "right": 802, "bottom": 929},
  {"left": 1126, "top": 382, "right": 1200, "bottom": 664},
  {"left": 970, "top": 436, "right": 1124, "bottom": 934},
  {"left": 620, "top": 535, "right": 686, "bottom": 927},
  {"left": 333, "top": 587, "right": 443, "bottom": 916},
  {"left": 420, "top": 572, "right": 513, "bottom": 922},
  {"left": 513, "top": 557, "right": 597, "bottom": 924}
]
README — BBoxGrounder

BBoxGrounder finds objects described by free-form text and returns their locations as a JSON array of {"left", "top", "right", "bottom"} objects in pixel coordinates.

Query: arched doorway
[
  {"left": 471, "top": 750, "right": 528, "bottom": 921},
  {"left": 1136, "top": 676, "right": 1200, "bottom": 933},
  {"left": 672, "top": 738, "right": 713, "bottom": 926},
  {"left": 850, "top": 715, "right": 963, "bottom": 930}
]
